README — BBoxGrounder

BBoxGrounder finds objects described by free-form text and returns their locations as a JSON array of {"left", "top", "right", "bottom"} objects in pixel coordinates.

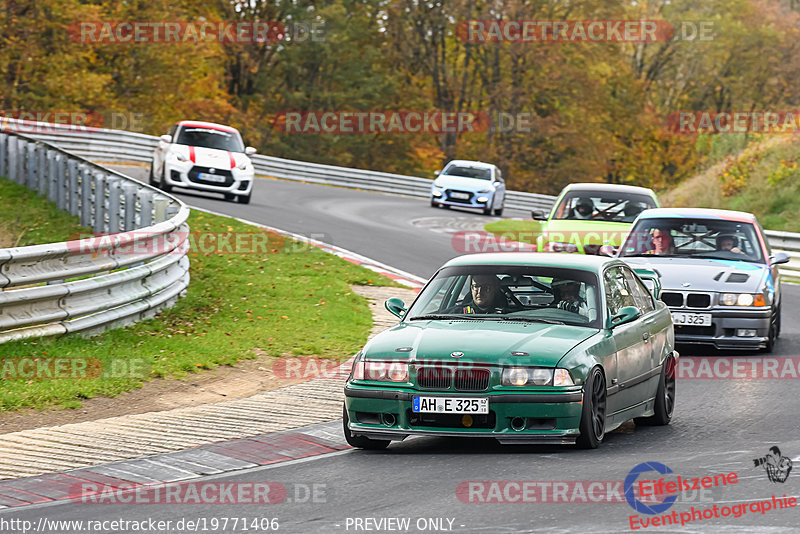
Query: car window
[
  {"left": 553, "top": 192, "right": 656, "bottom": 222},
  {"left": 618, "top": 218, "right": 765, "bottom": 262},
  {"left": 175, "top": 127, "right": 245, "bottom": 152},
  {"left": 604, "top": 267, "right": 637, "bottom": 316},
  {"left": 623, "top": 268, "right": 655, "bottom": 313},
  {"left": 442, "top": 165, "right": 492, "bottom": 180},
  {"left": 405, "top": 265, "right": 602, "bottom": 328}
]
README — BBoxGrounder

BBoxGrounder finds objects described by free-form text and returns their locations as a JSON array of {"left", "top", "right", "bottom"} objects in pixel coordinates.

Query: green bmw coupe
[{"left": 343, "top": 253, "right": 677, "bottom": 449}]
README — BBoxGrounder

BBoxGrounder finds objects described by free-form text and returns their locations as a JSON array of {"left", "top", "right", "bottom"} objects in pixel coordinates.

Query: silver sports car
[{"left": 617, "top": 208, "right": 789, "bottom": 352}]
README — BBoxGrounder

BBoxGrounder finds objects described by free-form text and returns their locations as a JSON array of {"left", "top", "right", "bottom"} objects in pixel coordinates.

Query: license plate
[
  {"left": 412, "top": 396, "right": 488, "bottom": 414},
  {"left": 672, "top": 312, "right": 712, "bottom": 326},
  {"left": 198, "top": 172, "right": 226, "bottom": 183},
  {"left": 450, "top": 192, "right": 469, "bottom": 200}
]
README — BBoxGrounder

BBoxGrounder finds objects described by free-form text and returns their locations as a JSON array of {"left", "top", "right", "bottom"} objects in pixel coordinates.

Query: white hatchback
[
  {"left": 430, "top": 160, "right": 506, "bottom": 216},
  {"left": 150, "top": 121, "right": 257, "bottom": 204}
]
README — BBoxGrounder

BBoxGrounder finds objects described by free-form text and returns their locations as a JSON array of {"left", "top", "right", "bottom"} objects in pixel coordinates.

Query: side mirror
[
  {"left": 159, "top": 134, "right": 172, "bottom": 143},
  {"left": 245, "top": 146, "right": 257, "bottom": 155},
  {"left": 385, "top": 297, "right": 407, "bottom": 319},
  {"left": 434, "top": 170, "right": 441, "bottom": 176},
  {"left": 771, "top": 251, "right": 790, "bottom": 265},
  {"left": 610, "top": 306, "right": 640, "bottom": 328},
  {"left": 531, "top": 209, "right": 547, "bottom": 221}
]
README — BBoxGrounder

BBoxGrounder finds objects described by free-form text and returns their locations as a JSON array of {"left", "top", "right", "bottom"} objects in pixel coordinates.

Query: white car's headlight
[
  {"left": 238, "top": 160, "right": 250, "bottom": 170},
  {"left": 433, "top": 180, "right": 443, "bottom": 188},
  {"left": 720, "top": 293, "right": 766, "bottom": 306},
  {"left": 174, "top": 153, "right": 188, "bottom": 162},
  {"left": 477, "top": 188, "right": 491, "bottom": 193},
  {"left": 502, "top": 367, "right": 574, "bottom": 387}
]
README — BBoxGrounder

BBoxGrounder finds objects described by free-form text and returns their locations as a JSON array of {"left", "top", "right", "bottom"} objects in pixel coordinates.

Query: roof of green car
[
  {"left": 442, "top": 252, "right": 621, "bottom": 271},
  {"left": 563, "top": 182, "right": 658, "bottom": 197}
]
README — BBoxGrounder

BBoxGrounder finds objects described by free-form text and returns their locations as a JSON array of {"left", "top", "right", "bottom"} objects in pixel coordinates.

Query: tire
[
  {"left": 764, "top": 314, "right": 777, "bottom": 353},
  {"left": 236, "top": 193, "right": 251, "bottom": 204},
  {"left": 576, "top": 367, "right": 607, "bottom": 449},
  {"left": 775, "top": 303, "right": 782, "bottom": 338},
  {"left": 635, "top": 356, "right": 675, "bottom": 426},
  {"left": 431, "top": 198, "right": 438, "bottom": 208},
  {"left": 494, "top": 206, "right": 504, "bottom": 217},
  {"left": 160, "top": 168, "right": 172, "bottom": 193},
  {"left": 224, "top": 193, "right": 235, "bottom": 201},
  {"left": 342, "top": 405, "right": 390, "bottom": 450},
  {"left": 148, "top": 164, "right": 156, "bottom": 186}
]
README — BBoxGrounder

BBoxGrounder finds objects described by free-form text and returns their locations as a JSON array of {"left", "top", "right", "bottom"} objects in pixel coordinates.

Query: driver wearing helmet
[
  {"left": 717, "top": 234, "right": 744, "bottom": 254},
  {"left": 571, "top": 198, "right": 595, "bottom": 220},
  {"left": 551, "top": 279, "right": 589, "bottom": 317}
]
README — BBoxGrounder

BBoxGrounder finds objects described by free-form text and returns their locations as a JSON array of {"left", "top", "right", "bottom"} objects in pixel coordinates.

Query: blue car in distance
[{"left": 431, "top": 160, "right": 506, "bottom": 216}]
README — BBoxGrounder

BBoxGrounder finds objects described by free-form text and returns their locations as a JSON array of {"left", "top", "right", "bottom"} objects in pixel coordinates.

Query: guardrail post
[
  {"left": 139, "top": 189, "right": 154, "bottom": 228},
  {"left": 47, "top": 151, "right": 58, "bottom": 202},
  {"left": 154, "top": 196, "right": 168, "bottom": 223},
  {"left": 7, "top": 135, "right": 18, "bottom": 183},
  {"left": 122, "top": 183, "right": 136, "bottom": 231},
  {"left": 93, "top": 172, "right": 107, "bottom": 234},
  {"left": 80, "top": 166, "right": 92, "bottom": 226},
  {"left": 27, "top": 143, "right": 37, "bottom": 190},
  {"left": 108, "top": 178, "right": 121, "bottom": 234},
  {"left": 57, "top": 153, "right": 68, "bottom": 210},
  {"left": 37, "top": 144, "right": 48, "bottom": 195},
  {"left": 0, "top": 133, "right": 6, "bottom": 178},
  {"left": 68, "top": 159, "right": 80, "bottom": 216}
]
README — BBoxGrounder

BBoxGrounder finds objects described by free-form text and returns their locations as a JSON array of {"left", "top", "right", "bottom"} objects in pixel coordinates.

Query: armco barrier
[
  {"left": 4, "top": 118, "right": 800, "bottom": 281},
  {"left": 0, "top": 127, "right": 190, "bottom": 344}
]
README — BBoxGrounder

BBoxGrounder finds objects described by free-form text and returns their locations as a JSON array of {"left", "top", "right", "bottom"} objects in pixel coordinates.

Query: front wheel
[
  {"left": 148, "top": 164, "right": 156, "bottom": 186},
  {"left": 160, "top": 168, "right": 172, "bottom": 193},
  {"left": 236, "top": 193, "right": 251, "bottom": 204},
  {"left": 342, "top": 405, "right": 390, "bottom": 450},
  {"left": 494, "top": 206, "right": 504, "bottom": 217},
  {"left": 635, "top": 356, "right": 675, "bottom": 426},
  {"left": 576, "top": 367, "right": 606, "bottom": 449}
]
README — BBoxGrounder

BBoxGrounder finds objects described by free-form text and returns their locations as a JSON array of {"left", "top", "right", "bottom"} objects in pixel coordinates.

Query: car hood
[
  {"left": 542, "top": 219, "right": 631, "bottom": 246},
  {"left": 621, "top": 256, "right": 767, "bottom": 293},
  {"left": 362, "top": 320, "right": 597, "bottom": 367},
  {"left": 171, "top": 145, "right": 248, "bottom": 170},
  {"left": 434, "top": 175, "right": 495, "bottom": 191}
]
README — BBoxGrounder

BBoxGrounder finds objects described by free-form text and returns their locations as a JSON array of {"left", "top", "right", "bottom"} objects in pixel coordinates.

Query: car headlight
[
  {"left": 174, "top": 153, "right": 188, "bottom": 162},
  {"left": 352, "top": 360, "right": 408, "bottom": 382},
  {"left": 720, "top": 293, "right": 766, "bottom": 306},
  {"left": 502, "top": 367, "right": 574, "bottom": 387},
  {"left": 238, "top": 161, "right": 250, "bottom": 170},
  {"left": 545, "top": 241, "right": 579, "bottom": 253},
  {"left": 433, "top": 180, "right": 443, "bottom": 188},
  {"left": 477, "top": 189, "right": 491, "bottom": 194}
]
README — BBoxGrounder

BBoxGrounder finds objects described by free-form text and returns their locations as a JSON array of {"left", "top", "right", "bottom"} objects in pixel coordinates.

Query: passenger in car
[{"left": 646, "top": 227, "right": 674, "bottom": 255}]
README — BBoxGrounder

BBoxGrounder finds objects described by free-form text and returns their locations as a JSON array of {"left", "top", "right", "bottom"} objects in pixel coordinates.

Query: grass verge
[{"left": 0, "top": 180, "right": 398, "bottom": 411}]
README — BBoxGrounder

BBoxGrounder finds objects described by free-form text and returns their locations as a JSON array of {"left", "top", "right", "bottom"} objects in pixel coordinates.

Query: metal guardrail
[
  {"left": 0, "top": 127, "right": 190, "bottom": 344},
  {"left": 5, "top": 119, "right": 800, "bottom": 281}
]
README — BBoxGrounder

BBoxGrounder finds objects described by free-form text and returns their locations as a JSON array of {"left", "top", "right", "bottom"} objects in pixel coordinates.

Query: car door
[
  {"left": 623, "top": 267, "right": 665, "bottom": 375},
  {"left": 603, "top": 266, "right": 650, "bottom": 414}
]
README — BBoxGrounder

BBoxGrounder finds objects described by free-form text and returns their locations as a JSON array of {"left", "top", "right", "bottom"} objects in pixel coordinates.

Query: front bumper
[
  {"left": 671, "top": 307, "right": 771, "bottom": 350},
  {"left": 164, "top": 161, "right": 253, "bottom": 196},
  {"left": 344, "top": 385, "right": 583, "bottom": 444},
  {"left": 431, "top": 188, "right": 493, "bottom": 210}
]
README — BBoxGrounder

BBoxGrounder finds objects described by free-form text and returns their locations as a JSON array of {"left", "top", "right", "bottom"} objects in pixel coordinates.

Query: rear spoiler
[{"left": 633, "top": 268, "right": 661, "bottom": 300}]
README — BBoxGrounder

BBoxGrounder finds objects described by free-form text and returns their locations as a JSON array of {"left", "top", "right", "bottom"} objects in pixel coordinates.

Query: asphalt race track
[{"left": 7, "top": 171, "right": 800, "bottom": 533}]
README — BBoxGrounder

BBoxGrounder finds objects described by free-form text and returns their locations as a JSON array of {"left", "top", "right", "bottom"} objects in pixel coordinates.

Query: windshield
[
  {"left": 618, "top": 218, "right": 765, "bottom": 263},
  {"left": 442, "top": 164, "right": 492, "bottom": 180},
  {"left": 553, "top": 192, "right": 657, "bottom": 222},
  {"left": 175, "top": 127, "right": 245, "bottom": 152},
  {"left": 406, "top": 265, "right": 602, "bottom": 328}
]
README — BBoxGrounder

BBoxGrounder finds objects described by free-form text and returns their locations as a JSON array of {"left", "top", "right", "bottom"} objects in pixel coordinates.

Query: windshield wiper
[
  {"left": 500, "top": 317, "right": 566, "bottom": 325},
  {"left": 687, "top": 254, "right": 761, "bottom": 263},
  {"left": 408, "top": 314, "right": 489, "bottom": 321}
]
